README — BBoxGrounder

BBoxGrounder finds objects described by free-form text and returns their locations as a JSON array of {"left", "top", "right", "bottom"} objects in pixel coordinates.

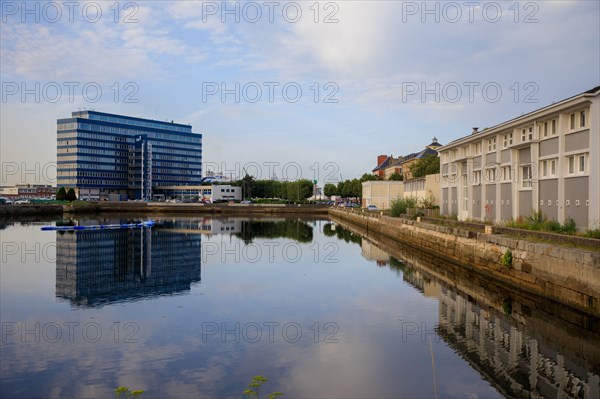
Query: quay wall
[{"left": 329, "top": 208, "right": 600, "bottom": 316}]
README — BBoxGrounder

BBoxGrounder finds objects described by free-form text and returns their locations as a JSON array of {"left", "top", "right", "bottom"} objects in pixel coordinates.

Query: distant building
[
  {"left": 403, "top": 174, "right": 441, "bottom": 206},
  {"left": 438, "top": 86, "right": 599, "bottom": 229},
  {"left": 57, "top": 111, "right": 202, "bottom": 200},
  {"left": 401, "top": 138, "right": 442, "bottom": 180},
  {"left": 206, "top": 185, "right": 242, "bottom": 202},
  {"left": 372, "top": 138, "right": 442, "bottom": 181},
  {"left": 372, "top": 155, "right": 396, "bottom": 179},
  {"left": 0, "top": 184, "right": 57, "bottom": 198},
  {"left": 158, "top": 184, "right": 241, "bottom": 202},
  {"left": 361, "top": 180, "right": 404, "bottom": 209}
]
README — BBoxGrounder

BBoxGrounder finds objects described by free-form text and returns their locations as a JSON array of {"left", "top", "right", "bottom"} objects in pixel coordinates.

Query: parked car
[{"left": 367, "top": 205, "right": 378, "bottom": 211}]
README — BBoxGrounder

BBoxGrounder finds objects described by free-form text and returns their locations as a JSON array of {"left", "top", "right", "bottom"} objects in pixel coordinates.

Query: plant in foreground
[
  {"left": 501, "top": 249, "right": 513, "bottom": 268},
  {"left": 244, "top": 375, "right": 283, "bottom": 399},
  {"left": 115, "top": 386, "right": 144, "bottom": 397}
]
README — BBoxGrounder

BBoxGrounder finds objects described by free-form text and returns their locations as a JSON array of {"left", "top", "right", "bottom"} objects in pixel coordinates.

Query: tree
[
  {"left": 409, "top": 154, "right": 440, "bottom": 178},
  {"left": 323, "top": 183, "right": 337, "bottom": 197},
  {"left": 66, "top": 188, "right": 77, "bottom": 201},
  {"left": 56, "top": 187, "right": 67, "bottom": 201},
  {"left": 389, "top": 172, "right": 403, "bottom": 181},
  {"left": 360, "top": 173, "right": 379, "bottom": 182},
  {"left": 240, "top": 174, "right": 255, "bottom": 199}
]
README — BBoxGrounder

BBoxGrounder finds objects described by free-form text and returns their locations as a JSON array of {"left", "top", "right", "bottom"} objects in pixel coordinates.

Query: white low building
[
  {"left": 204, "top": 185, "right": 242, "bottom": 202},
  {"left": 361, "top": 181, "right": 404, "bottom": 210},
  {"left": 403, "top": 174, "right": 441, "bottom": 206}
]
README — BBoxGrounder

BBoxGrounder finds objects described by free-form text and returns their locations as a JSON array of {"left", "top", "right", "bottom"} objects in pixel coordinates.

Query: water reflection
[
  {"left": 55, "top": 223, "right": 202, "bottom": 307},
  {"left": 2, "top": 216, "right": 599, "bottom": 398},
  {"left": 54, "top": 218, "right": 318, "bottom": 307},
  {"left": 335, "top": 217, "right": 600, "bottom": 399}
]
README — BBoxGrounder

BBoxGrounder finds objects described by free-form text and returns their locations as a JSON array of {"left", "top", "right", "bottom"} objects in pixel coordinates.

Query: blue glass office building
[{"left": 57, "top": 111, "right": 202, "bottom": 200}]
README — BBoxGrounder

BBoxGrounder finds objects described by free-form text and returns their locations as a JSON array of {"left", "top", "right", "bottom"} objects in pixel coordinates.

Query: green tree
[
  {"left": 240, "top": 174, "right": 255, "bottom": 199},
  {"left": 389, "top": 172, "right": 403, "bottom": 181},
  {"left": 409, "top": 154, "right": 440, "bottom": 178},
  {"left": 56, "top": 187, "right": 67, "bottom": 201},
  {"left": 323, "top": 183, "right": 337, "bottom": 197},
  {"left": 66, "top": 188, "right": 77, "bottom": 201},
  {"left": 360, "top": 173, "right": 379, "bottom": 182}
]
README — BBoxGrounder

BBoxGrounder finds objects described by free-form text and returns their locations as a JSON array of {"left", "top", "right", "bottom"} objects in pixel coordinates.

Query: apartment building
[{"left": 438, "top": 86, "right": 599, "bottom": 229}]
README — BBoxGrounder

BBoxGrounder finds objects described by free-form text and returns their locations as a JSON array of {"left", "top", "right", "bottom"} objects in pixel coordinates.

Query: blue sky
[{"left": 1, "top": 0, "right": 599, "bottom": 184}]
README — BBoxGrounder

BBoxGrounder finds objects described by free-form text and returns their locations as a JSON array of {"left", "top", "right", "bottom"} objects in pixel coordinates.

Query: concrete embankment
[
  {"left": 329, "top": 208, "right": 600, "bottom": 316},
  {"left": 1, "top": 203, "right": 329, "bottom": 218},
  {"left": 0, "top": 204, "right": 64, "bottom": 217}
]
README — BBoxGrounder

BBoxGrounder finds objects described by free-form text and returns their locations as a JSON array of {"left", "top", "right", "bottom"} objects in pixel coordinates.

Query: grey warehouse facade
[
  {"left": 57, "top": 111, "right": 202, "bottom": 200},
  {"left": 438, "top": 86, "right": 599, "bottom": 230}
]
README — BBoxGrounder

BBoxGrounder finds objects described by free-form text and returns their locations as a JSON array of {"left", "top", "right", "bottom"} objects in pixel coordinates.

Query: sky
[{"left": 1, "top": 0, "right": 599, "bottom": 185}]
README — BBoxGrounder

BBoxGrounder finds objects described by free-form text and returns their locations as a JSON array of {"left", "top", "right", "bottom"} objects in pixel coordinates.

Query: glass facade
[
  {"left": 55, "top": 222, "right": 202, "bottom": 306},
  {"left": 57, "top": 111, "right": 202, "bottom": 200}
]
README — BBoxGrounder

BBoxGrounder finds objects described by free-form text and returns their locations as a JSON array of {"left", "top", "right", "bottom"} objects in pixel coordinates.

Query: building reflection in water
[
  {"left": 435, "top": 283, "right": 599, "bottom": 399},
  {"left": 54, "top": 218, "right": 316, "bottom": 307},
  {"left": 354, "top": 231, "right": 600, "bottom": 399},
  {"left": 55, "top": 222, "right": 202, "bottom": 307}
]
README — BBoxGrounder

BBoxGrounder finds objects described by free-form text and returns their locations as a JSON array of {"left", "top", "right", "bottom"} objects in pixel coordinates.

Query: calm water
[{"left": 1, "top": 216, "right": 598, "bottom": 398}]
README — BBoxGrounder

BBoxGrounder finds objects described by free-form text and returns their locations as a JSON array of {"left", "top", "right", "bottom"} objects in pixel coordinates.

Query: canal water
[{"left": 1, "top": 216, "right": 598, "bottom": 398}]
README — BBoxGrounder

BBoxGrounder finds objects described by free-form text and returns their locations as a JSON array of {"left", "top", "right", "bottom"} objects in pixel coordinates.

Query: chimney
[
  {"left": 472, "top": 127, "right": 479, "bottom": 134},
  {"left": 377, "top": 155, "right": 388, "bottom": 166}
]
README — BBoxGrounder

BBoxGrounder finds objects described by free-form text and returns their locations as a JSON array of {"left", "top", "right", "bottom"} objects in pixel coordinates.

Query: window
[
  {"left": 580, "top": 110, "right": 586, "bottom": 127},
  {"left": 502, "top": 166, "right": 512, "bottom": 181},
  {"left": 485, "top": 168, "right": 497, "bottom": 182},
  {"left": 475, "top": 142, "right": 482, "bottom": 155},
  {"left": 551, "top": 119, "right": 556, "bottom": 135},
  {"left": 503, "top": 133, "right": 513, "bottom": 148},
  {"left": 522, "top": 165, "right": 532, "bottom": 188},
  {"left": 472, "top": 170, "right": 481, "bottom": 184},
  {"left": 578, "top": 154, "right": 586, "bottom": 173},
  {"left": 462, "top": 176, "right": 468, "bottom": 211},
  {"left": 528, "top": 127, "right": 533, "bottom": 140},
  {"left": 539, "top": 159, "right": 557, "bottom": 178},
  {"left": 570, "top": 113, "right": 576, "bottom": 130},
  {"left": 543, "top": 122, "right": 548, "bottom": 137},
  {"left": 568, "top": 156, "right": 575, "bottom": 174},
  {"left": 487, "top": 137, "right": 496, "bottom": 152},
  {"left": 521, "top": 129, "right": 526, "bottom": 141},
  {"left": 541, "top": 160, "right": 547, "bottom": 177}
]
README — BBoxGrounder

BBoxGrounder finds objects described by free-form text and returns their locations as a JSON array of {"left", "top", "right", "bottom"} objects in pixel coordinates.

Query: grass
[
  {"left": 584, "top": 228, "right": 600, "bottom": 239},
  {"left": 504, "top": 210, "right": 577, "bottom": 235}
]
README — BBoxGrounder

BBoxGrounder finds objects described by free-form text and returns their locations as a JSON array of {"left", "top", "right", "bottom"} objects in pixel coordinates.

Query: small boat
[{"left": 41, "top": 220, "right": 156, "bottom": 231}]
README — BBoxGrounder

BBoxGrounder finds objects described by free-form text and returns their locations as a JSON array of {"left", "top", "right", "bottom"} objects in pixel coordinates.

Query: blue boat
[{"left": 41, "top": 220, "right": 156, "bottom": 231}]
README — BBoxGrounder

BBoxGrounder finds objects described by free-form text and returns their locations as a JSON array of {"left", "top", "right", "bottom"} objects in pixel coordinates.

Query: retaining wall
[{"left": 330, "top": 208, "right": 600, "bottom": 316}]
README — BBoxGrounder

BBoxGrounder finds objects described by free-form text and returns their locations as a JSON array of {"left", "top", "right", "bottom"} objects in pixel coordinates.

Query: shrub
[
  {"left": 526, "top": 209, "right": 544, "bottom": 230},
  {"left": 56, "top": 187, "right": 67, "bottom": 201},
  {"left": 390, "top": 198, "right": 407, "bottom": 217},
  {"left": 540, "top": 219, "right": 562, "bottom": 233},
  {"left": 584, "top": 228, "right": 600, "bottom": 239},
  {"left": 418, "top": 192, "right": 436, "bottom": 209},
  {"left": 404, "top": 195, "right": 419, "bottom": 209},
  {"left": 506, "top": 211, "right": 579, "bottom": 235},
  {"left": 561, "top": 218, "right": 577, "bottom": 235},
  {"left": 66, "top": 188, "right": 77, "bottom": 202},
  {"left": 501, "top": 249, "right": 513, "bottom": 268}
]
